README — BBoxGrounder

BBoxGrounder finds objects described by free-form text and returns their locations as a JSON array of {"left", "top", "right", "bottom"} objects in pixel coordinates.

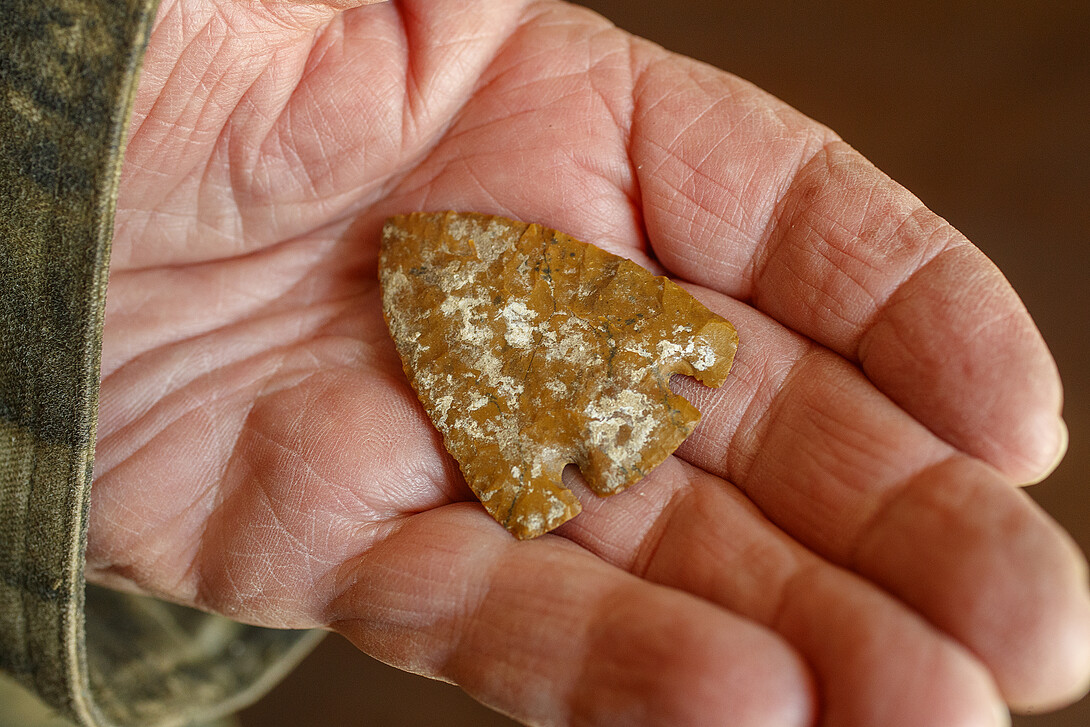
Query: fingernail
[
  {"left": 1023, "top": 418, "right": 1069, "bottom": 486},
  {"left": 993, "top": 700, "right": 1011, "bottom": 727}
]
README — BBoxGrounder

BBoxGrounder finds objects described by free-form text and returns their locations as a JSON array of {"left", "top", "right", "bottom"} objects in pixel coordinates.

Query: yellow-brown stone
[{"left": 380, "top": 212, "right": 738, "bottom": 539}]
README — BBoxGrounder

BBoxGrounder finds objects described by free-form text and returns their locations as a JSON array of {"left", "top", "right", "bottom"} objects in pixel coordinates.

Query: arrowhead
[{"left": 380, "top": 212, "right": 738, "bottom": 539}]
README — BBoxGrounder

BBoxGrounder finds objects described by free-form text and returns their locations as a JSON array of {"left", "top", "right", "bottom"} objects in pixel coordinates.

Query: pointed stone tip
[{"left": 380, "top": 211, "right": 738, "bottom": 539}]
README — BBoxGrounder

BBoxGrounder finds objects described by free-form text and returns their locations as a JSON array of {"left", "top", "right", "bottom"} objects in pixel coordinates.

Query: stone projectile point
[{"left": 380, "top": 212, "right": 738, "bottom": 539}]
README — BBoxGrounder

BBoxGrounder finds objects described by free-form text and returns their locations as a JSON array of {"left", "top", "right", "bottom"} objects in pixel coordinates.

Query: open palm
[{"left": 90, "top": 1, "right": 1089, "bottom": 725}]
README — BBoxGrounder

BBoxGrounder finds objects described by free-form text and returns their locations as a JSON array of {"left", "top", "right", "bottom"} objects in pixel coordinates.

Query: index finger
[{"left": 628, "top": 46, "right": 1064, "bottom": 483}]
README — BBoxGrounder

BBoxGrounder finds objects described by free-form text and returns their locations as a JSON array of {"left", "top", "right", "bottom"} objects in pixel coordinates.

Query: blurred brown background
[{"left": 241, "top": 1, "right": 1090, "bottom": 725}]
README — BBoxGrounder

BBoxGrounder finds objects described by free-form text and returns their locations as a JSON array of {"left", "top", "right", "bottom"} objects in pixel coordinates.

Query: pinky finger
[{"left": 326, "top": 504, "right": 815, "bottom": 727}]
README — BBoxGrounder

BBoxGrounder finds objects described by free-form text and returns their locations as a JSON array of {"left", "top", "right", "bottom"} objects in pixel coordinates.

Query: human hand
[{"left": 91, "top": 1, "right": 1090, "bottom": 725}]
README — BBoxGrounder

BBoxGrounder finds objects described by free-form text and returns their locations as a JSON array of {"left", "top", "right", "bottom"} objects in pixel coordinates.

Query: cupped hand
[{"left": 90, "top": 1, "right": 1090, "bottom": 725}]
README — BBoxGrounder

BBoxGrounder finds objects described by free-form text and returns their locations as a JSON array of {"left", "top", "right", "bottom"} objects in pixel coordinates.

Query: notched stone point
[{"left": 380, "top": 211, "right": 739, "bottom": 539}]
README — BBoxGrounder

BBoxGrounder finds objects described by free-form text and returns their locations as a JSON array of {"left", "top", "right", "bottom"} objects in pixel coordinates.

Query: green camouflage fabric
[{"left": 0, "top": 1, "right": 323, "bottom": 724}]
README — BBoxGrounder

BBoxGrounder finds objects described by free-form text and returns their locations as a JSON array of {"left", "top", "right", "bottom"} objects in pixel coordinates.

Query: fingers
[
  {"left": 662, "top": 285, "right": 1090, "bottom": 709},
  {"left": 328, "top": 505, "right": 814, "bottom": 727},
  {"left": 628, "top": 47, "right": 1064, "bottom": 483},
  {"left": 852, "top": 457, "right": 1090, "bottom": 711},
  {"left": 670, "top": 285, "right": 954, "bottom": 557},
  {"left": 558, "top": 459, "right": 1010, "bottom": 727},
  {"left": 854, "top": 239, "right": 1064, "bottom": 484}
]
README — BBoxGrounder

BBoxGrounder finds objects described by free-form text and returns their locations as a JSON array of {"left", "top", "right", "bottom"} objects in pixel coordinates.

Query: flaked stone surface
[{"left": 380, "top": 212, "right": 738, "bottom": 539}]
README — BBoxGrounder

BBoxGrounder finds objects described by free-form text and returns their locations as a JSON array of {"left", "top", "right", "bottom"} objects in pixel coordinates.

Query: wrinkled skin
[{"left": 90, "top": 1, "right": 1090, "bottom": 725}]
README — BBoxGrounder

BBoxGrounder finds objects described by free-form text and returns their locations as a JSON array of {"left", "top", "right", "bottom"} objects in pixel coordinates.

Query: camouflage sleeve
[{"left": 0, "top": 1, "right": 321, "bottom": 724}]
